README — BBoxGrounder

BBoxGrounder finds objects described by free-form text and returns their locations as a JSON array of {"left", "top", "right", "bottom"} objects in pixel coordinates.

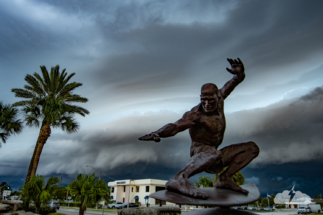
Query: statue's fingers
[
  {"left": 227, "top": 58, "right": 232, "bottom": 65},
  {"left": 234, "top": 59, "right": 239, "bottom": 64},
  {"left": 226, "top": 68, "right": 233, "bottom": 73},
  {"left": 154, "top": 137, "right": 161, "bottom": 142},
  {"left": 138, "top": 134, "right": 149, "bottom": 140},
  {"left": 237, "top": 58, "right": 242, "bottom": 63}
]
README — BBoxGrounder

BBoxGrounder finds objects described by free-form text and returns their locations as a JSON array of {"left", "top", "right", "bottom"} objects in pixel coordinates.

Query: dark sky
[{"left": 1, "top": 0, "right": 323, "bottom": 198}]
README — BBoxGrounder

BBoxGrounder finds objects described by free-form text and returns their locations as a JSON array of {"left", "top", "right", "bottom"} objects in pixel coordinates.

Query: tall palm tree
[
  {"left": 11, "top": 65, "right": 89, "bottom": 184},
  {"left": 68, "top": 174, "right": 110, "bottom": 215},
  {"left": 0, "top": 102, "right": 23, "bottom": 148},
  {"left": 23, "top": 175, "right": 60, "bottom": 214}
]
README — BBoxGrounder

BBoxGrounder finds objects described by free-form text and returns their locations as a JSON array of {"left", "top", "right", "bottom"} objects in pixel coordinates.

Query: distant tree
[
  {"left": 22, "top": 175, "right": 60, "bottom": 214},
  {"left": 54, "top": 186, "right": 68, "bottom": 201},
  {"left": 269, "top": 194, "right": 275, "bottom": 206},
  {"left": 11, "top": 65, "right": 89, "bottom": 184},
  {"left": 260, "top": 198, "right": 268, "bottom": 207},
  {"left": 213, "top": 167, "right": 245, "bottom": 186},
  {"left": 68, "top": 174, "right": 109, "bottom": 215},
  {"left": 0, "top": 102, "right": 22, "bottom": 148},
  {"left": 194, "top": 176, "right": 213, "bottom": 188},
  {"left": 194, "top": 168, "right": 246, "bottom": 189},
  {"left": 0, "top": 182, "right": 10, "bottom": 200}
]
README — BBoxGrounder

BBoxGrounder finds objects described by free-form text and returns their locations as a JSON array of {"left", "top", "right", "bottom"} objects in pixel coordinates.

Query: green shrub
[
  {"left": 29, "top": 206, "right": 57, "bottom": 215},
  {"left": 48, "top": 213, "right": 65, "bottom": 215}
]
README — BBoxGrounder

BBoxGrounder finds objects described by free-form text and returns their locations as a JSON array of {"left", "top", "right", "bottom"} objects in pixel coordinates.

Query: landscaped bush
[
  {"left": 57, "top": 201, "right": 81, "bottom": 207},
  {"left": 29, "top": 206, "right": 56, "bottom": 215}
]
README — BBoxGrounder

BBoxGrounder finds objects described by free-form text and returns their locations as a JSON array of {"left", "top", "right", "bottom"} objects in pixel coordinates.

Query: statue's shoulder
[
  {"left": 190, "top": 103, "right": 202, "bottom": 112},
  {"left": 182, "top": 103, "right": 202, "bottom": 122}
]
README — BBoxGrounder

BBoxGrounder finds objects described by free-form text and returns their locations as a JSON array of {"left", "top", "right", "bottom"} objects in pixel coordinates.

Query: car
[
  {"left": 232, "top": 206, "right": 241, "bottom": 210},
  {"left": 240, "top": 206, "right": 248, "bottom": 210},
  {"left": 121, "top": 203, "right": 139, "bottom": 208},
  {"left": 257, "top": 207, "right": 264, "bottom": 210},
  {"left": 263, "top": 207, "right": 273, "bottom": 211},
  {"left": 48, "top": 202, "right": 60, "bottom": 210},
  {"left": 298, "top": 206, "right": 310, "bottom": 214},
  {"left": 107, "top": 202, "right": 124, "bottom": 209},
  {"left": 248, "top": 206, "right": 257, "bottom": 210}
]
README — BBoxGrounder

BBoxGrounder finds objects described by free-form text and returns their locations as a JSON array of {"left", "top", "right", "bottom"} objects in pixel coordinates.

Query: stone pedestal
[
  {"left": 148, "top": 183, "right": 260, "bottom": 215},
  {"left": 0, "top": 200, "right": 39, "bottom": 215},
  {"left": 117, "top": 206, "right": 181, "bottom": 215},
  {"left": 184, "top": 208, "right": 256, "bottom": 215},
  {"left": 1, "top": 201, "right": 23, "bottom": 211}
]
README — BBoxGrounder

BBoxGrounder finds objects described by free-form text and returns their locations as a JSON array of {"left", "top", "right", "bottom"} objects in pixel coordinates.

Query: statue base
[
  {"left": 149, "top": 183, "right": 259, "bottom": 207},
  {"left": 184, "top": 207, "right": 257, "bottom": 215}
]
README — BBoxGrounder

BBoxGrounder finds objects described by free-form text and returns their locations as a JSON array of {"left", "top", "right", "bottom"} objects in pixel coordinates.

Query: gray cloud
[
  {"left": 2, "top": 86, "right": 322, "bottom": 179},
  {"left": 225, "top": 86, "right": 323, "bottom": 165}
]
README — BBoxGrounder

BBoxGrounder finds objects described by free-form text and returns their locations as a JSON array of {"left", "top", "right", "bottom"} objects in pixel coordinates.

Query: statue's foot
[
  {"left": 166, "top": 177, "right": 209, "bottom": 199},
  {"left": 214, "top": 175, "right": 249, "bottom": 194}
]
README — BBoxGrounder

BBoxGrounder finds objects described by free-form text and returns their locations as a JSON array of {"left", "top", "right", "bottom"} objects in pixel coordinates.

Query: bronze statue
[{"left": 139, "top": 58, "right": 259, "bottom": 200}]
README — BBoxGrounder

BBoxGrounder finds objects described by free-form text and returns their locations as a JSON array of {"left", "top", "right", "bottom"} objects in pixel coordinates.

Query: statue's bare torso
[{"left": 189, "top": 108, "right": 225, "bottom": 149}]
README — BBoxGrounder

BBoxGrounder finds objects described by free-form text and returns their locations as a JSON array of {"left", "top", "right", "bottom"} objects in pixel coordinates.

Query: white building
[{"left": 108, "top": 179, "right": 175, "bottom": 206}]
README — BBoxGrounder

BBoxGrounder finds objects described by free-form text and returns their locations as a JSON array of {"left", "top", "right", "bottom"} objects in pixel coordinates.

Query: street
[
  {"left": 58, "top": 208, "right": 117, "bottom": 215},
  {"left": 59, "top": 208, "right": 299, "bottom": 215}
]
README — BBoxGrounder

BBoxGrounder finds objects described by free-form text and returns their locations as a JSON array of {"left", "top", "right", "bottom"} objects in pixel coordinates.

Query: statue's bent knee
[{"left": 247, "top": 141, "right": 259, "bottom": 156}]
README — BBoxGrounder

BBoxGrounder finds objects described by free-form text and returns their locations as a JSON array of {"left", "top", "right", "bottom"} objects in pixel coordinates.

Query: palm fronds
[
  {"left": 11, "top": 65, "right": 89, "bottom": 131},
  {"left": 0, "top": 102, "right": 23, "bottom": 147}
]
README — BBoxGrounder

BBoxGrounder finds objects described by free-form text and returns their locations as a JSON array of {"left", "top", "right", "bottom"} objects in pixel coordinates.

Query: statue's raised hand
[
  {"left": 226, "top": 58, "right": 244, "bottom": 75},
  {"left": 138, "top": 132, "right": 161, "bottom": 142}
]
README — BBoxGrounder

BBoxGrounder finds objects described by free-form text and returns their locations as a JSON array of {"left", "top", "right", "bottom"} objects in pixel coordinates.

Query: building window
[
  {"left": 156, "top": 186, "right": 165, "bottom": 192},
  {"left": 146, "top": 186, "right": 149, "bottom": 192},
  {"left": 136, "top": 186, "right": 139, "bottom": 192},
  {"left": 124, "top": 186, "right": 126, "bottom": 192},
  {"left": 131, "top": 187, "right": 133, "bottom": 192},
  {"left": 123, "top": 198, "right": 125, "bottom": 203},
  {"left": 111, "top": 187, "right": 114, "bottom": 193}
]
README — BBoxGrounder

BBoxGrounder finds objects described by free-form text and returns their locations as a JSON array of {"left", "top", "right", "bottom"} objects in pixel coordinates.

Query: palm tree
[
  {"left": 0, "top": 102, "right": 23, "bottom": 148},
  {"left": 68, "top": 174, "right": 110, "bottom": 215},
  {"left": 23, "top": 175, "right": 60, "bottom": 214},
  {"left": 11, "top": 65, "right": 89, "bottom": 184}
]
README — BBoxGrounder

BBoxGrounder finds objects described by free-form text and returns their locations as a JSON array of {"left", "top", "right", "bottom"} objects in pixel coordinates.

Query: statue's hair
[{"left": 201, "top": 83, "right": 218, "bottom": 94}]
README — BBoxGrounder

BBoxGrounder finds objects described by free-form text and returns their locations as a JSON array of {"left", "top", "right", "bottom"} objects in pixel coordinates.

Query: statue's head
[{"left": 200, "top": 83, "right": 218, "bottom": 113}]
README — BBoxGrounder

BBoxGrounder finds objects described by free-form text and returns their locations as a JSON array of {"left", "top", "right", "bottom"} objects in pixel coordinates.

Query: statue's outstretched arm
[
  {"left": 220, "top": 58, "right": 245, "bottom": 99},
  {"left": 138, "top": 112, "right": 199, "bottom": 142}
]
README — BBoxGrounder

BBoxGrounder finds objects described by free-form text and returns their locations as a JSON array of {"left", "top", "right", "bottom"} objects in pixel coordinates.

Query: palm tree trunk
[
  {"left": 26, "top": 123, "right": 51, "bottom": 179},
  {"left": 35, "top": 203, "right": 41, "bottom": 214},
  {"left": 79, "top": 198, "right": 84, "bottom": 215},
  {"left": 24, "top": 142, "right": 38, "bottom": 184}
]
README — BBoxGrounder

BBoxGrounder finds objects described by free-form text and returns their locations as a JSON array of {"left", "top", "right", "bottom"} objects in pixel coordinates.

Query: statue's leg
[
  {"left": 214, "top": 141, "right": 259, "bottom": 194},
  {"left": 166, "top": 144, "right": 222, "bottom": 199}
]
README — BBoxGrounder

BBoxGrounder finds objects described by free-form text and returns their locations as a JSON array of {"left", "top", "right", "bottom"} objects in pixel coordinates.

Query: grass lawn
[{"left": 60, "top": 206, "right": 118, "bottom": 213}]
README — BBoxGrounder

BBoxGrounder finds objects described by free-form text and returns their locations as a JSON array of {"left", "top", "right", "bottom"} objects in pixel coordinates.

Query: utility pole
[
  {"left": 85, "top": 165, "right": 113, "bottom": 181},
  {"left": 60, "top": 175, "right": 63, "bottom": 187}
]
